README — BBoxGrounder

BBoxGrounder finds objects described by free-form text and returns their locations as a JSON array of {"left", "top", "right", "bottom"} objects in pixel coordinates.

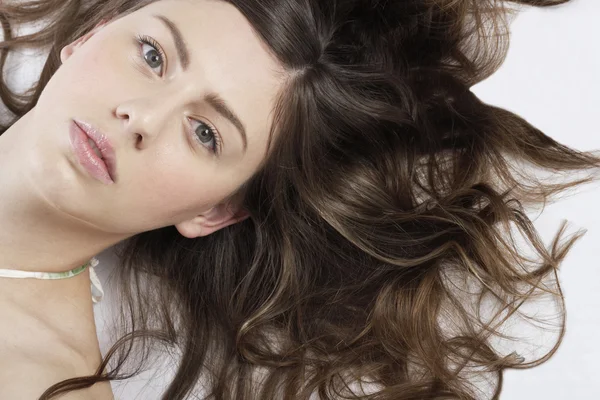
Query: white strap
[
  {"left": 0, "top": 257, "right": 104, "bottom": 303},
  {"left": 0, "top": 268, "right": 49, "bottom": 279}
]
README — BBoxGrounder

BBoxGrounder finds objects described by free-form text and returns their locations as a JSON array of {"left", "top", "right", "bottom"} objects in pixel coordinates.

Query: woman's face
[{"left": 27, "top": 0, "right": 285, "bottom": 237}]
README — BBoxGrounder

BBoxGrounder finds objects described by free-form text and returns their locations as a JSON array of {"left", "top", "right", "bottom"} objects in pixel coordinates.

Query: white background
[
  {"left": 2, "top": 0, "right": 600, "bottom": 398},
  {"left": 471, "top": 1, "right": 600, "bottom": 398}
]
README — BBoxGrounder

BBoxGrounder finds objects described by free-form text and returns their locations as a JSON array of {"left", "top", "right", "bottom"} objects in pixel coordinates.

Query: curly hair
[{"left": 1, "top": 0, "right": 599, "bottom": 399}]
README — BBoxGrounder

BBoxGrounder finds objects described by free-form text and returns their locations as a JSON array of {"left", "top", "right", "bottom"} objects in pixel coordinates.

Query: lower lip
[{"left": 69, "top": 120, "right": 114, "bottom": 185}]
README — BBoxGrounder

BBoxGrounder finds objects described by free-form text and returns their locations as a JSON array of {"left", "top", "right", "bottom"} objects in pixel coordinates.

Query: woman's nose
[{"left": 114, "top": 97, "right": 175, "bottom": 147}]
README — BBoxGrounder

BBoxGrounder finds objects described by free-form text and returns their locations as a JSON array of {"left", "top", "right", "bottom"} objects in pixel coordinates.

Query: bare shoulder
[
  {"left": 0, "top": 303, "right": 114, "bottom": 399},
  {"left": 0, "top": 277, "right": 113, "bottom": 398},
  {"left": 0, "top": 356, "right": 114, "bottom": 399},
  {"left": 51, "top": 381, "right": 115, "bottom": 400}
]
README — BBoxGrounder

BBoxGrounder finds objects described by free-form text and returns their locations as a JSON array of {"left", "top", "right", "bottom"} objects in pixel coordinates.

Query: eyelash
[{"left": 134, "top": 34, "right": 222, "bottom": 155}]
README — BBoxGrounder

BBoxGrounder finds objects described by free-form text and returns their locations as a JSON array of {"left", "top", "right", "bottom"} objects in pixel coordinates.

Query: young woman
[{"left": 0, "top": 0, "right": 597, "bottom": 399}]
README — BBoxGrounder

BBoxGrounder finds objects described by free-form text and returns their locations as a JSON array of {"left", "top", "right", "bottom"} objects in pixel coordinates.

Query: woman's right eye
[{"left": 135, "top": 34, "right": 166, "bottom": 76}]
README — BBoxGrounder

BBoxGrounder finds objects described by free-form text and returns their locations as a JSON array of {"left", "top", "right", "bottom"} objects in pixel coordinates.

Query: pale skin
[{"left": 0, "top": 0, "right": 286, "bottom": 398}]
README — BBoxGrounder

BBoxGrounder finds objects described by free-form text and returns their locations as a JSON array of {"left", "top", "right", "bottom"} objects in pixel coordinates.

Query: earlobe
[
  {"left": 175, "top": 205, "right": 250, "bottom": 239},
  {"left": 174, "top": 218, "right": 205, "bottom": 239},
  {"left": 59, "top": 41, "right": 80, "bottom": 64}
]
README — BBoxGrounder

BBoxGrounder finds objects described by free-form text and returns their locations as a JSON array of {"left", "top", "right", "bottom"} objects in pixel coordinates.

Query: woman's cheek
[{"left": 57, "top": 32, "right": 128, "bottom": 97}]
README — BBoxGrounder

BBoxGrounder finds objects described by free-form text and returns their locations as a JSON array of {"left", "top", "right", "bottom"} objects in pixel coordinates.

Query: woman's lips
[
  {"left": 69, "top": 119, "right": 114, "bottom": 185},
  {"left": 72, "top": 119, "right": 117, "bottom": 181}
]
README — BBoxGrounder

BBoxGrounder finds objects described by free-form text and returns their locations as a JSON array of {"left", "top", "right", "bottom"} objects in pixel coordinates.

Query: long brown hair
[{"left": 1, "top": 0, "right": 598, "bottom": 399}]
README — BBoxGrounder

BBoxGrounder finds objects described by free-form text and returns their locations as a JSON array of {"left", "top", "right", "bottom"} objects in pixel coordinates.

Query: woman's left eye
[
  {"left": 189, "top": 118, "right": 222, "bottom": 155},
  {"left": 136, "top": 34, "right": 165, "bottom": 75}
]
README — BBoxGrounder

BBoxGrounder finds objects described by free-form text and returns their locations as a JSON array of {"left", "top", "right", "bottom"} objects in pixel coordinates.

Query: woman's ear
[
  {"left": 59, "top": 19, "right": 110, "bottom": 64},
  {"left": 175, "top": 203, "right": 250, "bottom": 239}
]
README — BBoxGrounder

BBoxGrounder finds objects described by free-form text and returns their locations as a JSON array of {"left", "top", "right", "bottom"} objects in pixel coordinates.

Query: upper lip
[{"left": 73, "top": 119, "right": 117, "bottom": 181}]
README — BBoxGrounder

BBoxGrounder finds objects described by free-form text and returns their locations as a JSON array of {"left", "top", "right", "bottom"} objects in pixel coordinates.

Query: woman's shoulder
[
  {"left": 0, "top": 349, "right": 114, "bottom": 399},
  {"left": 0, "top": 277, "right": 112, "bottom": 398}
]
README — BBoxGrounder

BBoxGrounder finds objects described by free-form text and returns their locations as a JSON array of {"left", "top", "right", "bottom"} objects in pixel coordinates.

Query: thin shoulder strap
[
  {"left": 0, "top": 257, "right": 104, "bottom": 303},
  {"left": 0, "top": 259, "right": 93, "bottom": 279}
]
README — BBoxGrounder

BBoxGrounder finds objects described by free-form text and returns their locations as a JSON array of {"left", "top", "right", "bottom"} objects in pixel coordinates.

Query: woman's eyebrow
[
  {"left": 151, "top": 13, "right": 248, "bottom": 153},
  {"left": 153, "top": 14, "right": 189, "bottom": 71}
]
